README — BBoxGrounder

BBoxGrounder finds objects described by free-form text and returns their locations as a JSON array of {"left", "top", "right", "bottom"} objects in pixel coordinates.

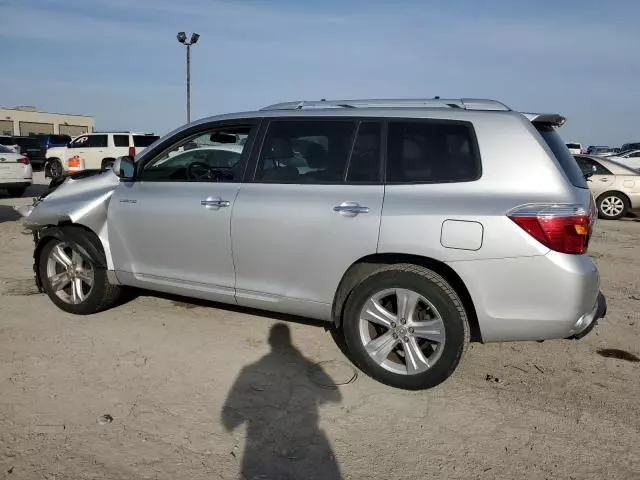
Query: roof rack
[{"left": 260, "top": 98, "right": 512, "bottom": 112}]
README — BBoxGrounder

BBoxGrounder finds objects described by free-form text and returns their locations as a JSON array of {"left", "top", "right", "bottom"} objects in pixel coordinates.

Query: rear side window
[
  {"left": 536, "top": 125, "right": 587, "bottom": 189},
  {"left": 0, "top": 145, "right": 11, "bottom": 153},
  {"left": 113, "top": 135, "right": 129, "bottom": 147},
  {"left": 134, "top": 135, "right": 159, "bottom": 147},
  {"left": 87, "top": 135, "right": 108, "bottom": 148},
  {"left": 255, "top": 120, "right": 356, "bottom": 184},
  {"left": 0, "top": 136, "right": 15, "bottom": 145},
  {"left": 386, "top": 120, "right": 481, "bottom": 183}
]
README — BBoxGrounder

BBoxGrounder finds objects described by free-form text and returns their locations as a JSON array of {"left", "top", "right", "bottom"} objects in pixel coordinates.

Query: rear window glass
[
  {"left": 15, "top": 137, "right": 40, "bottom": 147},
  {"left": 0, "top": 136, "right": 15, "bottom": 145},
  {"left": 133, "top": 135, "right": 159, "bottom": 147},
  {"left": 536, "top": 125, "right": 588, "bottom": 189},
  {"left": 0, "top": 145, "right": 11, "bottom": 153},
  {"left": 386, "top": 120, "right": 481, "bottom": 183}
]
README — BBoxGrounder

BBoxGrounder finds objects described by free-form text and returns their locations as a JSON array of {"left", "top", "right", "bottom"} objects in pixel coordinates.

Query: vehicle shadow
[
  {"left": 221, "top": 323, "right": 343, "bottom": 480},
  {"left": 0, "top": 205, "right": 22, "bottom": 223}
]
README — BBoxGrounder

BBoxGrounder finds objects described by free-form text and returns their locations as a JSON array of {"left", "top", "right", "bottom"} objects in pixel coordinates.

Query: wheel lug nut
[
  {"left": 392, "top": 333, "right": 398, "bottom": 339},
  {"left": 408, "top": 327, "right": 414, "bottom": 334},
  {"left": 400, "top": 318, "right": 406, "bottom": 325},
  {"left": 403, "top": 336, "right": 409, "bottom": 342},
  {"left": 391, "top": 322, "right": 396, "bottom": 328}
]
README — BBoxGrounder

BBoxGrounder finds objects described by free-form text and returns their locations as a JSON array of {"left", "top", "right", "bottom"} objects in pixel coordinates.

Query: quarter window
[
  {"left": 386, "top": 120, "right": 481, "bottom": 183},
  {"left": 255, "top": 120, "right": 356, "bottom": 184}
]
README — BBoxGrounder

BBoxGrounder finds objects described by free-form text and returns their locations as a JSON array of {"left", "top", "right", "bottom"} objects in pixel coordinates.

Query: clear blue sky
[{"left": 1, "top": 0, "right": 638, "bottom": 146}]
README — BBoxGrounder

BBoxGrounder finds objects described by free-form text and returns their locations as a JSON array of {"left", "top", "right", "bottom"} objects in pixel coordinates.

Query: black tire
[
  {"left": 45, "top": 158, "right": 63, "bottom": 178},
  {"left": 597, "top": 192, "right": 628, "bottom": 220},
  {"left": 341, "top": 264, "right": 469, "bottom": 390},
  {"left": 101, "top": 158, "right": 115, "bottom": 171},
  {"left": 38, "top": 229, "right": 123, "bottom": 315},
  {"left": 6, "top": 187, "right": 26, "bottom": 197}
]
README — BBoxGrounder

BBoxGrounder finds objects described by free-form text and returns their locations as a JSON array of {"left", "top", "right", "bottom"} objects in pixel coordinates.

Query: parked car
[
  {"left": 574, "top": 155, "right": 640, "bottom": 219},
  {"left": 604, "top": 149, "right": 640, "bottom": 170},
  {"left": 620, "top": 142, "right": 640, "bottom": 152},
  {"left": 566, "top": 142, "right": 582, "bottom": 155},
  {"left": 44, "top": 132, "right": 159, "bottom": 178},
  {"left": 14, "top": 136, "right": 46, "bottom": 169},
  {"left": 0, "top": 135, "right": 20, "bottom": 153},
  {"left": 586, "top": 145, "right": 614, "bottom": 156},
  {"left": 33, "top": 133, "right": 72, "bottom": 151},
  {"left": 0, "top": 144, "right": 33, "bottom": 196},
  {"left": 20, "top": 97, "right": 606, "bottom": 390}
]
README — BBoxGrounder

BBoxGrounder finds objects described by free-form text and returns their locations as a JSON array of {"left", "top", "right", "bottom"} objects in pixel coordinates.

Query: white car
[
  {"left": 45, "top": 132, "right": 159, "bottom": 177},
  {"left": 605, "top": 149, "right": 640, "bottom": 170},
  {"left": 0, "top": 135, "right": 20, "bottom": 153},
  {"left": 0, "top": 144, "right": 33, "bottom": 197},
  {"left": 566, "top": 142, "right": 582, "bottom": 155}
]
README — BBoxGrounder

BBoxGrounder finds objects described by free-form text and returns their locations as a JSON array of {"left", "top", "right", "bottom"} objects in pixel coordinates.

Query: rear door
[{"left": 231, "top": 118, "right": 384, "bottom": 318}]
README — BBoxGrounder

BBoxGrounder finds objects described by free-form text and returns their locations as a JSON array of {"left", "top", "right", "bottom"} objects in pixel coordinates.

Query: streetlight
[{"left": 177, "top": 31, "right": 200, "bottom": 123}]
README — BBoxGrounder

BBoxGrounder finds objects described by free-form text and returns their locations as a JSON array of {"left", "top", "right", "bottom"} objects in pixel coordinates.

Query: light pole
[{"left": 177, "top": 31, "right": 200, "bottom": 123}]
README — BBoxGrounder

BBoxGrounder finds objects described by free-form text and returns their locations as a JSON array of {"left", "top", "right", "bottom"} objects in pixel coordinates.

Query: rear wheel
[
  {"left": 38, "top": 231, "right": 122, "bottom": 315},
  {"left": 45, "top": 158, "right": 63, "bottom": 178},
  {"left": 341, "top": 264, "right": 469, "bottom": 390},
  {"left": 6, "top": 187, "right": 26, "bottom": 197},
  {"left": 597, "top": 192, "right": 628, "bottom": 220}
]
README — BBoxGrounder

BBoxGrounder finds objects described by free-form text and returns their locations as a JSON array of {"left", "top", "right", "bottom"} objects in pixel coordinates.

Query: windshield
[{"left": 536, "top": 124, "right": 588, "bottom": 188}]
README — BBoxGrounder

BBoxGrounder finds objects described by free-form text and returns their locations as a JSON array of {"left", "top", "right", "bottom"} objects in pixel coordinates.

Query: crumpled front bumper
[{"left": 567, "top": 292, "right": 607, "bottom": 340}]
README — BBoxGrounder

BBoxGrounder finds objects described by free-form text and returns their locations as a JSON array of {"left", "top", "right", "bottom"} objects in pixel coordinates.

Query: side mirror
[{"left": 114, "top": 156, "right": 135, "bottom": 179}]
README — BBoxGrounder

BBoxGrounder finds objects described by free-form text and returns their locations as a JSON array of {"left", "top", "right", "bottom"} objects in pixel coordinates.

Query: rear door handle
[
  {"left": 201, "top": 196, "right": 231, "bottom": 209},
  {"left": 333, "top": 201, "right": 370, "bottom": 216}
]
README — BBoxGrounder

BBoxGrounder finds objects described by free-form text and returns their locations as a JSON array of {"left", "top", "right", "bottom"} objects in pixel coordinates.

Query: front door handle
[
  {"left": 333, "top": 201, "right": 370, "bottom": 216},
  {"left": 201, "top": 196, "right": 231, "bottom": 209},
  {"left": 599, "top": 178, "right": 609, "bottom": 182}
]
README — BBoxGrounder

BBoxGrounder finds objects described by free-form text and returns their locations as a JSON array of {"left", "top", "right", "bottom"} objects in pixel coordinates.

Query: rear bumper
[
  {"left": 448, "top": 252, "right": 601, "bottom": 342},
  {"left": 566, "top": 292, "right": 606, "bottom": 339}
]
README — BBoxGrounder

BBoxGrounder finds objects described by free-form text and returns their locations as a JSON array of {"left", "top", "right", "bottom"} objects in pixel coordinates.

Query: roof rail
[{"left": 260, "top": 98, "right": 512, "bottom": 112}]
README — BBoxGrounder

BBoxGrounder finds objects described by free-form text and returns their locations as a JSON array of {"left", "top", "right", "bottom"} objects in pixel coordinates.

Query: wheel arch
[
  {"left": 331, "top": 253, "right": 482, "bottom": 342},
  {"left": 596, "top": 190, "right": 631, "bottom": 205}
]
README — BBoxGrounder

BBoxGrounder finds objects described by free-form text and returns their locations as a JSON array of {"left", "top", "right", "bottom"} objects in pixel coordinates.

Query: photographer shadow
[{"left": 222, "top": 323, "right": 343, "bottom": 480}]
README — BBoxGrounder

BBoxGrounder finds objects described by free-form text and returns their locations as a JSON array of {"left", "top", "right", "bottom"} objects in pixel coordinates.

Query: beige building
[{"left": 0, "top": 106, "right": 94, "bottom": 137}]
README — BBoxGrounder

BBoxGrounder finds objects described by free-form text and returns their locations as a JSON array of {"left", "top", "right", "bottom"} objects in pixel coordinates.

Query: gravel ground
[{"left": 0, "top": 173, "right": 639, "bottom": 480}]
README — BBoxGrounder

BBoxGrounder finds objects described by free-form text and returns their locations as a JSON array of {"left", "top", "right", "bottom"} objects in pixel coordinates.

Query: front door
[
  {"left": 108, "top": 123, "right": 257, "bottom": 301},
  {"left": 231, "top": 119, "right": 384, "bottom": 317}
]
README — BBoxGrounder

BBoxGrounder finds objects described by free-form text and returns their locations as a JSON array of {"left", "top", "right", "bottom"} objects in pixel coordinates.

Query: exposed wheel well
[{"left": 332, "top": 253, "right": 482, "bottom": 342}]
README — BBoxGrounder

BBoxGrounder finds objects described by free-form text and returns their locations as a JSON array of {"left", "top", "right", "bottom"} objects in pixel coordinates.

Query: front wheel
[
  {"left": 45, "top": 158, "right": 64, "bottom": 178},
  {"left": 341, "top": 264, "right": 469, "bottom": 390},
  {"left": 597, "top": 192, "right": 628, "bottom": 220},
  {"left": 38, "top": 232, "right": 122, "bottom": 315}
]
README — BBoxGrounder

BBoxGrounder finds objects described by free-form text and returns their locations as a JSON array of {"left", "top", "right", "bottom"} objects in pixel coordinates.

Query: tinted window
[
  {"left": 134, "top": 135, "right": 160, "bottom": 147},
  {"left": 114, "top": 135, "right": 129, "bottom": 147},
  {"left": 630, "top": 152, "right": 640, "bottom": 158},
  {"left": 536, "top": 125, "right": 588, "bottom": 189},
  {"left": 346, "top": 121, "right": 381, "bottom": 183},
  {"left": 140, "top": 126, "right": 251, "bottom": 182},
  {"left": 566, "top": 143, "right": 581, "bottom": 149},
  {"left": 0, "top": 145, "right": 11, "bottom": 153},
  {"left": 87, "top": 135, "right": 107, "bottom": 148},
  {"left": 49, "top": 134, "right": 71, "bottom": 145},
  {"left": 386, "top": 120, "right": 480, "bottom": 183},
  {"left": 14, "top": 137, "right": 40, "bottom": 148},
  {"left": 70, "top": 135, "right": 88, "bottom": 148},
  {"left": 575, "top": 156, "right": 611, "bottom": 175},
  {"left": 255, "top": 120, "right": 356, "bottom": 184},
  {"left": 0, "top": 136, "right": 15, "bottom": 145}
]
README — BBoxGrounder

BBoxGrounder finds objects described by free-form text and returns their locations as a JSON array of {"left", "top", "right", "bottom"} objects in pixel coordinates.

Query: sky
[{"left": 1, "top": 0, "right": 638, "bottom": 146}]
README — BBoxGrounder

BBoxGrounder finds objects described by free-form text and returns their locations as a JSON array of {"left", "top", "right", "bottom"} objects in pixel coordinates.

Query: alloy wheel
[
  {"left": 358, "top": 288, "right": 446, "bottom": 375},
  {"left": 46, "top": 242, "right": 94, "bottom": 304},
  {"left": 600, "top": 196, "right": 625, "bottom": 217}
]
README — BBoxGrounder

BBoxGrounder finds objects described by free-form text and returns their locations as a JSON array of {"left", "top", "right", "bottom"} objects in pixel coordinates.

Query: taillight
[
  {"left": 508, "top": 204, "right": 592, "bottom": 254},
  {"left": 17, "top": 156, "right": 30, "bottom": 165},
  {"left": 128, "top": 146, "right": 136, "bottom": 157}
]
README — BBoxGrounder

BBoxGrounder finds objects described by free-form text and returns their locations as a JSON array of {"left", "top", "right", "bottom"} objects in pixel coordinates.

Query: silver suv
[{"left": 22, "top": 98, "right": 606, "bottom": 390}]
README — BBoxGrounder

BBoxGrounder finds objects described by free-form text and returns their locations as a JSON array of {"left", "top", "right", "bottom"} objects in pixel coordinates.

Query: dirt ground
[{"left": 0, "top": 174, "right": 638, "bottom": 480}]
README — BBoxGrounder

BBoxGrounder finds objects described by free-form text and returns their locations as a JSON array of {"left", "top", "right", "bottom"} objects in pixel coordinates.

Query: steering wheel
[{"left": 186, "top": 161, "right": 214, "bottom": 180}]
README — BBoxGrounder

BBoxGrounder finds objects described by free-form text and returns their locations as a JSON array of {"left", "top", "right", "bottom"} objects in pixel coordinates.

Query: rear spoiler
[{"left": 522, "top": 112, "right": 566, "bottom": 127}]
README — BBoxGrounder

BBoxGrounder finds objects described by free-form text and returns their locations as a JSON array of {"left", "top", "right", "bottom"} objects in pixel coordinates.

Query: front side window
[
  {"left": 575, "top": 156, "right": 611, "bottom": 175},
  {"left": 386, "top": 120, "right": 481, "bottom": 183},
  {"left": 133, "top": 135, "right": 160, "bottom": 147},
  {"left": 69, "top": 135, "right": 88, "bottom": 148},
  {"left": 255, "top": 120, "right": 356, "bottom": 184},
  {"left": 139, "top": 126, "right": 251, "bottom": 182}
]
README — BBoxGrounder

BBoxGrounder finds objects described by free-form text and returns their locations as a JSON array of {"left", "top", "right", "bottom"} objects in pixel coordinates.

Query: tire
[
  {"left": 6, "top": 187, "right": 26, "bottom": 197},
  {"left": 45, "top": 158, "right": 63, "bottom": 178},
  {"left": 38, "top": 230, "right": 123, "bottom": 315},
  {"left": 597, "top": 192, "right": 628, "bottom": 220},
  {"left": 341, "top": 264, "right": 469, "bottom": 390}
]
